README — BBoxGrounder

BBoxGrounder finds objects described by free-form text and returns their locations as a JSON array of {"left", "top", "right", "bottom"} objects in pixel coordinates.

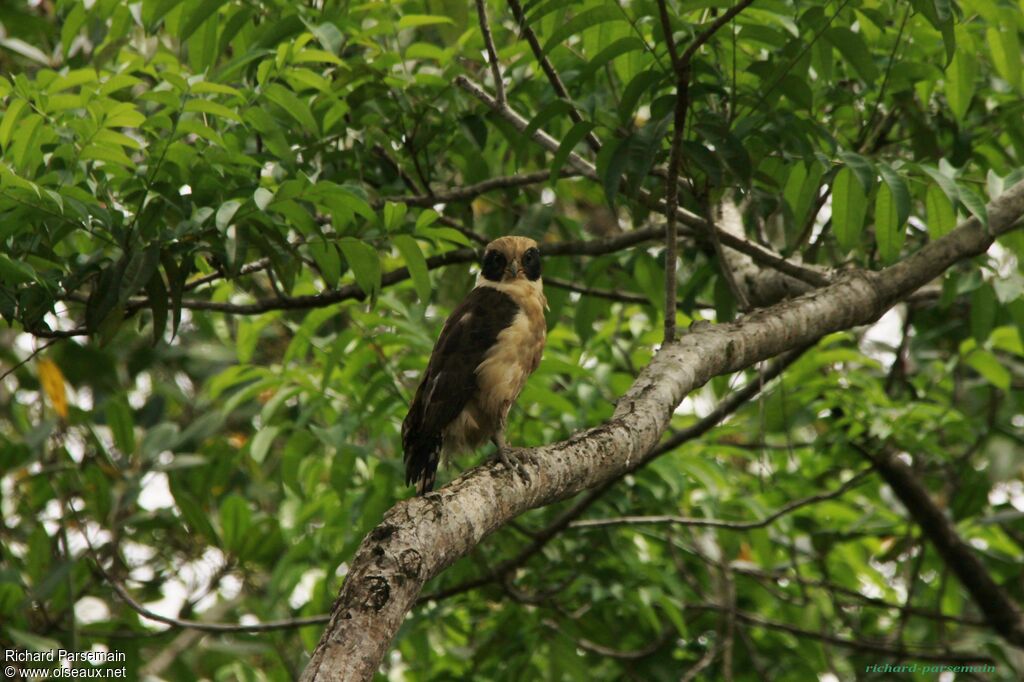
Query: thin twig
[
  {"left": 568, "top": 467, "right": 871, "bottom": 530},
  {"left": 379, "top": 169, "right": 580, "bottom": 207},
  {"left": 474, "top": 0, "right": 505, "bottom": 105},
  {"left": 543, "top": 619, "right": 673, "bottom": 660},
  {"left": 0, "top": 338, "right": 62, "bottom": 382},
  {"left": 507, "top": 0, "right": 602, "bottom": 153},
  {"left": 656, "top": 0, "right": 684, "bottom": 343},
  {"left": 685, "top": 603, "right": 994, "bottom": 664},
  {"left": 63, "top": 497, "right": 330, "bottom": 634}
]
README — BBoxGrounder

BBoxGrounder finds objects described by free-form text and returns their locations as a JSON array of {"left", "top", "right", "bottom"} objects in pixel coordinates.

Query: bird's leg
[{"left": 491, "top": 425, "right": 535, "bottom": 484}]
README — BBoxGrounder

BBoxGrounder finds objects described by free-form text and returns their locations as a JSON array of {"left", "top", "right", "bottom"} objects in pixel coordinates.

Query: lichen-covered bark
[{"left": 300, "top": 180, "right": 1024, "bottom": 682}]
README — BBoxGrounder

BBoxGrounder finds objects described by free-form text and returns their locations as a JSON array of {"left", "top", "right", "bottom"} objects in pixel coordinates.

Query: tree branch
[
  {"left": 858, "top": 444, "right": 1024, "bottom": 648},
  {"left": 299, "top": 179, "right": 1024, "bottom": 681},
  {"left": 568, "top": 467, "right": 871, "bottom": 530},
  {"left": 474, "top": 0, "right": 505, "bottom": 105},
  {"left": 685, "top": 604, "right": 994, "bottom": 664},
  {"left": 417, "top": 345, "right": 809, "bottom": 604},
  {"left": 378, "top": 168, "right": 580, "bottom": 207},
  {"left": 506, "top": 0, "right": 602, "bottom": 153},
  {"left": 656, "top": 0, "right": 684, "bottom": 343}
]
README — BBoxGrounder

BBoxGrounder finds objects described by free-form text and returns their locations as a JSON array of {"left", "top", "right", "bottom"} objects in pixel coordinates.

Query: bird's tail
[{"left": 403, "top": 432, "right": 441, "bottom": 494}]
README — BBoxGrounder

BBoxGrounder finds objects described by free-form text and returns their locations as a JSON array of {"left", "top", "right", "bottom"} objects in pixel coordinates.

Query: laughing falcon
[{"left": 402, "top": 236, "right": 547, "bottom": 494}]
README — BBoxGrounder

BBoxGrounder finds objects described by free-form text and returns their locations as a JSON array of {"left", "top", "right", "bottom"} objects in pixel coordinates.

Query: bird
[{"left": 402, "top": 236, "right": 547, "bottom": 494}]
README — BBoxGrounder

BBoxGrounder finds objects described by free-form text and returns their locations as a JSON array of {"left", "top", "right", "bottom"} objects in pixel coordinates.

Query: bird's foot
[{"left": 493, "top": 446, "right": 536, "bottom": 485}]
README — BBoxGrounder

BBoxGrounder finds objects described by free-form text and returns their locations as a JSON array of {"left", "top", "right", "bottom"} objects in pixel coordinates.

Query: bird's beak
[{"left": 508, "top": 261, "right": 519, "bottom": 278}]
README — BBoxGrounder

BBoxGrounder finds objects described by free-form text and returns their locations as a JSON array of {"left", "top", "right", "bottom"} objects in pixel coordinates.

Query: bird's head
[{"left": 479, "top": 236, "right": 542, "bottom": 283}]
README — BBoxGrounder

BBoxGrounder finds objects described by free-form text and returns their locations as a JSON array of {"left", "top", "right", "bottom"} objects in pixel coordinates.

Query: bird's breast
[{"left": 474, "top": 296, "right": 546, "bottom": 420}]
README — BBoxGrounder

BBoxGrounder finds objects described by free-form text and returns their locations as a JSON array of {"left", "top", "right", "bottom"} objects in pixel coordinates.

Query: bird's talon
[{"left": 495, "top": 446, "right": 533, "bottom": 484}]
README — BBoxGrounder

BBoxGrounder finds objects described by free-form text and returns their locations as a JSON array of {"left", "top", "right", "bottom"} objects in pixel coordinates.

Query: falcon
[{"left": 402, "top": 236, "right": 547, "bottom": 494}]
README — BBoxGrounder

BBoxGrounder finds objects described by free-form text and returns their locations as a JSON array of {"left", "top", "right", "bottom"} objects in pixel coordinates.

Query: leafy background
[{"left": 1, "top": 0, "right": 1023, "bottom": 679}]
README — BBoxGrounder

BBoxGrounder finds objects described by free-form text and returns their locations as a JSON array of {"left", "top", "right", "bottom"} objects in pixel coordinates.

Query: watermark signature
[
  {"left": 864, "top": 662, "right": 997, "bottom": 675},
  {"left": 4, "top": 649, "right": 127, "bottom": 680}
]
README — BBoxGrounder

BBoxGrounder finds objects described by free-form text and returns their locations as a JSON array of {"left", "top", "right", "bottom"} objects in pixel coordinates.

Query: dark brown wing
[{"left": 402, "top": 287, "right": 519, "bottom": 493}]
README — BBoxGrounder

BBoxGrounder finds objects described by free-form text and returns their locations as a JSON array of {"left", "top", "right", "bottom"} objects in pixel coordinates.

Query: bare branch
[
  {"left": 104, "top": 577, "right": 329, "bottom": 634},
  {"left": 474, "top": 0, "right": 505, "bottom": 105},
  {"left": 0, "top": 338, "right": 62, "bottom": 382},
  {"left": 379, "top": 168, "right": 581, "bottom": 207},
  {"left": 568, "top": 467, "right": 871, "bottom": 530},
  {"left": 656, "top": 0, "right": 684, "bottom": 343},
  {"left": 686, "top": 604, "right": 995, "bottom": 664},
  {"left": 543, "top": 620, "right": 673, "bottom": 660},
  {"left": 678, "top": 1, "right": 758, "bottom": 69},
  {"left": 506, "top": 0, "right": 602, "bottom": 153}
]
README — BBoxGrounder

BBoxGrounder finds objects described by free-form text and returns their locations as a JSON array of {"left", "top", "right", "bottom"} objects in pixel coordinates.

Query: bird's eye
[
  {"left": 522, "top": 247, "right": 541, "bottom": 281},
  {"left": 481, "top": 250, "right": 507, "bottom": 282}
]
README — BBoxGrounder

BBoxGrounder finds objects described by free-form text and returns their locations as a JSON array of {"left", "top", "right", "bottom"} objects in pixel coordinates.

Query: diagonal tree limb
[
  {"left": 857, "top": 444, "right": 1024, "bottom": 647},
  {"left": 418, "top": 345, "right": 809, "bottom": 604},
  {"left": 506, "top": 0, "right": 603, "bottom": 153},
  {"left": 299, "top": 176, "right": 1024, "bottom": 682},
  {"left": 474, "top": 0, "right": 505, "bottom": 105}
]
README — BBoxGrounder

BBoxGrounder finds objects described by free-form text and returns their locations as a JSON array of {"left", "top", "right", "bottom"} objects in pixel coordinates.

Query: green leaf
[
  {"left": 970, "top": 283, "right": 996, "bottom": 343},
  {"left": 184, "top": 98, "right": 243, "bottom": 123},
  {"left": 179, "top": 0, "right": 230, "bottom": 42},
  {"left": 825, "top": 27, "right": 879, "bottom": 82},
  {"left": 920, "top": 164, "right": 959, "bottom": 204},
  {"left": 579, "top": 37, "right": 645, "bottom": 81},
  {"left": 877, "top": 164, "right": 910, "bottom": 229},
  {"left": 522, "top": 100, "right": 573, "bottom": 143},
  {"left": 216, "top": 200, "right": 242, "bottom": 230},
  {"left": 542, "top": 6, "right": 625, "bottom": 55},
  {"left": 146, "top": 267, "right": 169, "bottom": 344},
  {"left": 964, "top": 349, "right": 1010, "bottom": 390},
  {"left": 119, "top": 244, "right": 162, "bottom": 303},
  {"left": 596, "top": 135, "right": 630, "bottom": 208},
  {"left": 338, "top": 238, "right": 381, "bottom": 298},
  {"left": 618, "top": 69, "right": 664, "bottom": 124},
  {"left": 7, "top": 627, "right": 61, "bottom": 652},
  {"left": 219, "top": 493, "right": 252, "bottom": 553},
  {"left": 392, "top": 235, "right": 431, "bottom": 302},
  {"left": 987, "top": 20, "right": 1021, "bottom": 92},
  {"left": 397, "top": 14, "right": 454, "bottom": 29},
  {"left": 263, "top": 82, "right": 318, "bottom": 134},
  {"left": 832, "top": 167, "right": 867, "bottom": 253},
  {"left": 382, "top": 201, "right": 408, "bottom": 232},
  {"left": 837, "top": 151, "right": 875, "bottom": 192},
  {"left": 254, "top": 187, "right": 275, "bottom": 210},
  {"left": 874, "top": 182, "right": 902, "bottom": 264},
  {"left": 61, "top": 2, "right": 88, "bottom": 56},
  {"left": 105, "top": 397, "right": 136, "bottom": 455},
  {"left": 0, "top": 254, "right": 37, "bottom": 285},
  {"left": 415, "top": 209, "right": 439, "bottom": 230},
  {"left": 250, "top": 425, "right": 280, "bottom": 464},
  {"left": 945, "top": 32, "right": 976, "bottom": 121},
  {"left": 957, "top": 184, "right": 989, "bottom": 228},
  {"left": 308, "top": 240, "right": 341, "bottom": 288},
  {"left": 550, "top": 121, "right": 594, "bottom": 185},
  {"left": 925, "top": 182, "right": 956, "bottom": 239},
  {"left": 0, "top": 99, "right": 28, "bottom": 150}
]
